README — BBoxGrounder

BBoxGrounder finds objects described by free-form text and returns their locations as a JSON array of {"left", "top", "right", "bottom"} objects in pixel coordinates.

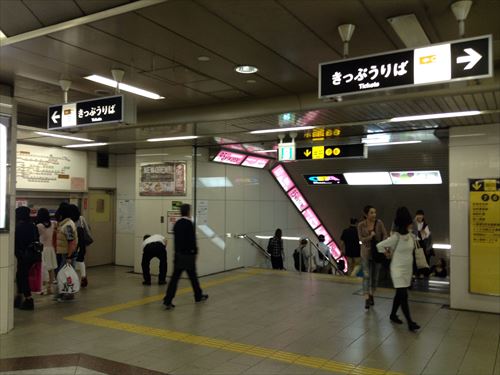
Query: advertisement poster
[
  {"left": 139, "top": 162, "right": 186, "bottom": 196},
  {"left": 167, "top": 211, "right": 181, "bottom": 234},
  {"left": 469, "top": 178, "right": 500, "bottom": 296}
]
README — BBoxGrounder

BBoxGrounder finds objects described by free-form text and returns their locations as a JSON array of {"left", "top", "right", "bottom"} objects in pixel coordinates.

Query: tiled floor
[{"left": 1, "top": 266, "right": 499, "bottom": 375}]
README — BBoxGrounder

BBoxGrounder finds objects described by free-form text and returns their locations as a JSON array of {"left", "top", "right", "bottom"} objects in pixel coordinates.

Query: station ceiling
[{"left": 1, "top": 0, "right": 499, "bottom": 152}]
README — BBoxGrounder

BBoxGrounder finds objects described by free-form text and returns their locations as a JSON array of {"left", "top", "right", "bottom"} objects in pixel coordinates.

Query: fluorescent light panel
[
  {"left": 433, "top": 244, "right": 451, "bottom": 250},
  {"left": 64, "top": 142, "right": 108, "bottom": 148},
  {"left": 367, "top": 141, "right": 422, "bottom": 147},
  {"left": 254, "top": 149, "right": 277, "bottom": 153},
  {"left": 35, "top": 131, "right": 94, "bottom": 142},
  {"left": 250, "top": 126, "right": 315, "bottom": 134},
  {"left": 147, "top": 135, "right": 198, "bottom": 142},
  {"left": 84, "top": 75, "right": 164, "bottom": 100},
  {"left": 344, "top": 172, "right": 392, "bottom": 185},
  {"left": 389, "top": 110, "right": 481, "bottom": 122}
]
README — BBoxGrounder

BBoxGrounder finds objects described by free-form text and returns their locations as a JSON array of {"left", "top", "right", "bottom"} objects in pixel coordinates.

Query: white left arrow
[
  {"left": 456, "top": 48, "right": 482, "bottom": 70},
  {"left": 51, "top": 111, "right": 61, "bottom": 124}
]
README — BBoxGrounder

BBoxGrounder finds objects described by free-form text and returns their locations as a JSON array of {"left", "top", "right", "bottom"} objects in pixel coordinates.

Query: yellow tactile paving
[{"left": 65, "top": 269, "right": 404, "bottom": 375}]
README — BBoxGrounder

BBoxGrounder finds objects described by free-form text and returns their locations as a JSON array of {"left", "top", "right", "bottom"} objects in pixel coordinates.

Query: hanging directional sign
[
  {"left": 48, "top": 95, "right": 123, "bottom": 129},
  {"left": 319, "top": 35, "right": 492, "bottom": 98},
  {"left": 296, "top": 144, "right": 366, "bottom": 160}
]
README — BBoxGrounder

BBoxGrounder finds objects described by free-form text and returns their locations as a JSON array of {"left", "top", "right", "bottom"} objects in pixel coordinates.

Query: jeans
[{"left": 362, "top": 257, "right": 381, "bottom": 295}]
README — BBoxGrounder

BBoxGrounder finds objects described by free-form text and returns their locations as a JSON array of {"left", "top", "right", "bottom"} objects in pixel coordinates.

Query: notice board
[
  {"left": 16, "top": 144, "right": 87, "bottom": 192},
  {"left": 469, "top": 178, "right": 500, "bottom": 296}
]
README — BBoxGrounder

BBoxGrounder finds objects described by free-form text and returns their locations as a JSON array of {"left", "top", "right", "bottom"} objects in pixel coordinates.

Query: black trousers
[
  {"left": 164, "top": 266, "right": 202, "bottom": 304},
  {"left": 141, "top": 248, "right": 167, "bottom": 283},
  {"left": 271, "top": 256, "right": 284, "bottom": 270},
  {"left": 15, "top": 257, "right": 33, "bottom": 297},
  {"left": 391, "top": 287, "right": 413, "bottom": 324}
]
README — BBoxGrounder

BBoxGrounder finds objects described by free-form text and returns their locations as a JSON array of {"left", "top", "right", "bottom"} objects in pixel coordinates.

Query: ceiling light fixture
[
  {"left": 250, "top": 126, "right": 315, "bottom": 134},
  {"left": 246, "top": 79, "right": 257, "bottom": 84},
  {"left": 433, "top": 244, "right": 452, "bottom": 250},
  {"left": 366, "top": 140, "right": 422, "bottom": 147},
  {"left": 387, "top": 14, "right": 430, "bottom": 48},
  {"left": 389, "top": 110, "right": 481, "bottom": 122},
  {"left": 147, "top": 135, "right": 199, "bottom": 142},
  {"left": 84, "top": 75, "right": 164, "bottom": 100},
  {"left": 254, "top": 149, "right": 278, "bottom": 153},
  {"left": 35, "top": 131, "right": 94, "bottom": 142},
  {"left": 449, "top": 133, "right": 486, "bottom": 138},
  {"left": 235, "top": 65, "right": 258, "bottom": 74},
  {"left": 197, "top": 56, "right": 211, "bottom": 62},
  {"left": 64, "top": 142, "right": 108, "bottom": 148}
]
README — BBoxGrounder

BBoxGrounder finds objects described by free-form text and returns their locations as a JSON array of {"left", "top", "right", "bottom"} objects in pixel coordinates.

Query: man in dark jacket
[{"left": 163, "top": 204, "right": 207, "bottom": 310}]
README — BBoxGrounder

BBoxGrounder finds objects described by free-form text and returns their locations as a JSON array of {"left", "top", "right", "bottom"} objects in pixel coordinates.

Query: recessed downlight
[
  {"left": 235, "top": 65, "right": 258, "bottom": 74},
  {"left": 197, "top": 56, "right": 211, "bottom": 62},
  {"left": 246, "top": 79, "right": 257, "bottom": 84}
]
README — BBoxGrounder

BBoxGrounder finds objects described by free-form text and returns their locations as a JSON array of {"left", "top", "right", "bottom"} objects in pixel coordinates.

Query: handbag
[
  {"left": 370, "top": 221, "right": 386, "bottom": 263},
  {"left": 414, "top": 238, "right": 429, "bottom": 269},
  {"left": 80, "top": 217, "right": 94, "bottom": 247}
]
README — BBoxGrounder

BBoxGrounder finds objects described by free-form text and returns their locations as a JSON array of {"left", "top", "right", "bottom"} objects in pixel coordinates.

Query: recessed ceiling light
[
  {"left": 197, "top": 56, "right": 211, "bottom": 62},
  {"left": 235, "top": 65, "right": 258, "bottom": 74},
  {"left": 64, "top": 142, "right": 108, "bottom": 148},
  {"left": 250, "top": 126, "right": 315, "bottom": 134},
  {"left": 366, "top": 141, "right": 422, "bottom": 147},
  {"left": 246, "top": 79, "right": 257, "bottom": 84},
  {"left": 35, "top": 131, "right": 94, "bottom": 142},
  {"left": 84, "top": 75, "right": 164, "bottom": 100},
  {"left": 147, "top": 135, "right": 199, "bottom": 142}
]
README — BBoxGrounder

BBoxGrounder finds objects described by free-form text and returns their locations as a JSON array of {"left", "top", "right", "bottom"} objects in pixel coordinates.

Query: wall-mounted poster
[
  {"left": 16, "top": 144, "right": 87, "bottom": 192},
  {"left": 139, "top": 162, "right": 187, "bottom": 196}
]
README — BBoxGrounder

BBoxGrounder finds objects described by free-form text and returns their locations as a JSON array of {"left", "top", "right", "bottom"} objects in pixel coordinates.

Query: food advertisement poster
[{"left": 139, "top": 162, "right": 187, "bottom": 196}]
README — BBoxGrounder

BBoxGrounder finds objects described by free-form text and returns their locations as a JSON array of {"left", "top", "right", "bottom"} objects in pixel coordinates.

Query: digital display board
[
  {"left": 242, "top": 155, "right": 269, "bottom": 169},
  {"left": 271, "top": 165, "right": 295, "bottom": 192},
  {"left": 304, "top": 174, "right": 347, "bottom": 185},
  {"left": 302, "top": 208, "right": 321, "bottom": 230},
  {"left": 390, "top": 170, "right": 442, "bottom": 185},
  {"left": 287, "top": 187, "right": 309, "bottom": 211},
  {"left": 212, "top": 150, "right": 246, "bottom": 165},
  {"left": 315, "top": 226, "right": 332, "bottom": 245}
]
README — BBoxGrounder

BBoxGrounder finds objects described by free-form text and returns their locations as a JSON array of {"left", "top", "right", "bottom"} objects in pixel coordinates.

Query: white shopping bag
[{"left": 57, "top": 264, "right": 80, "bottom": 294}]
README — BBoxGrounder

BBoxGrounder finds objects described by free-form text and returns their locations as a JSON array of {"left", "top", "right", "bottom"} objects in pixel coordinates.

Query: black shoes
[
  {"left": 158, "top": 280, "right": 167, "bottom": 285},
  {"left": 142, "top": 281, "right": 151, "bottom": 286},
  {"left": 369, "top": 294, "right": 374, "bottom": 306},
  {"left": 20, "top": 298, "right": 34, "bottom": 311},
  {"left": 14, "top": 295, "right": 22, "bottom": 309},
  {"left": 408, "top": 322, "right": 421, "bottom": 332},
  {"left": 390, "top": 315, "right": 403, "bottom": 324},
  {"left": 195, "top": 294, "right": 209, "bottom": 303},
  {"left": 365, "top": 299, "right": 370, "bottom": 309},
  {"left": 164, "top": 303, "right": 175, "bottom": 310},
  {"left": 81, "top": 277, "right": 88, "bottom": 288}
]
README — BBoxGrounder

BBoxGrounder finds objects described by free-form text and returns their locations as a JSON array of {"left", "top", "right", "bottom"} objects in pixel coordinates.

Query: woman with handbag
[
  {"left": 358, "top": 205, "right": 388, "bottom": 309},
  {"left": 14, "top": 206, "right": 40, "bottom": 310},
  {"left": 376, "top": 207, "right": 420, "bottom": 332},
  {"left": 70, "top": 204, "right": 92, "bottom": 288}
]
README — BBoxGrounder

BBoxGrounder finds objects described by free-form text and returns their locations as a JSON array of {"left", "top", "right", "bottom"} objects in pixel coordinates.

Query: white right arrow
[
  {"left": 51, "top": 111, "right": 60, "bottom": 124},
  {"left": 456, "top": 48, "right": 482, "bottom": 70}
]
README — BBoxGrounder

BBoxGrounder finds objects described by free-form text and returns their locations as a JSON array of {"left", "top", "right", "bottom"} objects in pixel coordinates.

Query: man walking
[
  {"left": 141, "top": 234, "right": 167, "bottom": 285},
  {"left": 163, "top": 204, "right": 208, "bottom": 310}
]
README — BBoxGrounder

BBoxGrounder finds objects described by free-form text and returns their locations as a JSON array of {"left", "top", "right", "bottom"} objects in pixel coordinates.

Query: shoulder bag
[
  {"left": 414, "top": 237, "right": 429, "bottom": 270},
  {"left": 370, "top": 221, "right": 386, "bottom": 263}
]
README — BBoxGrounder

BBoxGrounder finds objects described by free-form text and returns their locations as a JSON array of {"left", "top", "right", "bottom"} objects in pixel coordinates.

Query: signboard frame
[
  {"left": 468, "top": 177, "right": 500, "bottom": 296},
  {"left": 319, "top": 34, "right": 492, "bottom": 99},
  {"left": 48, "top": 94, "right": 124, "bottom": 129}
]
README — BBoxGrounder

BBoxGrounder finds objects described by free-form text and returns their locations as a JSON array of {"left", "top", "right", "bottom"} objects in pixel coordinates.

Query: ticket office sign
[
  {"left": 48, "top": 95, "right": 123, "bottom": 128},
  {"left": 319, "top": 35, "right": 492, "bottom": 98},
  {"left": 469, "top": 178, "right": 500, "bottom": 296}
]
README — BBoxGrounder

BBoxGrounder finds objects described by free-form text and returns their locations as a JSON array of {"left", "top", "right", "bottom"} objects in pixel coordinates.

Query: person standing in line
[
  {"left": 14, "top": 206, "right": 39, "bottom": 310},
  {"left": 413, "top": 209, "right": 432, "bottom": 278},
  {"left": 163, "top": 204, "right": 208, "bottom": 310},
  {"left": 358, "top": 205, "right": 388, "bottom": 310},
  {"left": 267, "top": 228, "right": 285, "bottom": 270},
  {"left": 54, "top": 203, "right": 78, "bottom": 300},
  {"left": 341, "top": 218, "right": 362, "bottom": 277},
  {"left": 377, "top": 207, "right": 420, "bottom": 332},
  {"left": 141, "top": 234, "right": 167, "bottom": 285},
  {"left": 69, "top": 204, "right": 91, "bottom": 288},
  {"left": 35, "top": 208, "right": 57, "bottom": 295}
]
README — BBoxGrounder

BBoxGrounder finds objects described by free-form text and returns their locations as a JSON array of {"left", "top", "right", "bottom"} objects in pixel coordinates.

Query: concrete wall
[{"left": 449, "top": 123, "right": 500, "bottom": 313}]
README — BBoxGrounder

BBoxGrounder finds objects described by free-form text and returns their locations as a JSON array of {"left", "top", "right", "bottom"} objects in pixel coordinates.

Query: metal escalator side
[{"left": 307, "top": 239, "right": 345, "bottom": 275}]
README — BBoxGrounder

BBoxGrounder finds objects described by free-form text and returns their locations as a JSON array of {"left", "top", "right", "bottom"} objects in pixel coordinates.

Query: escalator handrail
[
  {"left": 240, "top": 234, "right": 271, "bottom": 259},
  {"left": 307, "top": 239, "right": 345, "bottom": 275}
]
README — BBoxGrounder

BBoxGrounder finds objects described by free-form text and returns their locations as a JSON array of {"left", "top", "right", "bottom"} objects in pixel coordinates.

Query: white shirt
[{"left": 142, "top": 234, "right": 166, "bottom": 250}]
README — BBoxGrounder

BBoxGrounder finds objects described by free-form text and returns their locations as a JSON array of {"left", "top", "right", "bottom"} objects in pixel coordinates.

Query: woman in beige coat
[{"left": 358, "top": 205, "right": 387, "bottom": 310}]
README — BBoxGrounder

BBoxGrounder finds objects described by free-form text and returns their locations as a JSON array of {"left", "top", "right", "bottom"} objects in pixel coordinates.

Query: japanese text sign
[
  {"left": 213, "top": 150, "right": 247, "bottom": 165},
  {"left": 48, "top": 95, "right": 123, "bottom": 128},
  {"left": 287, "top": 187, "right": 309, "bottom": 211},
  {"left": 271, "top": 165, "right": 295, "bottom": 192},
  {"left": 296, "top": 144, "right": 366, "bottom": 160},
  {"left": 319, "top": 35, "right": 492, "bottom": 98}
]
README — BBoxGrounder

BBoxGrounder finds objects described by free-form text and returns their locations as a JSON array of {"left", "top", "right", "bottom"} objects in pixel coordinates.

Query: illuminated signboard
[
  {"left": 302, "top": 208, "right": 321, "bottom": 230},
  {"left": 242, "top": 155, "right": 270, "bottom": 169},
  {"left": 319, "top": 35, "right": 492, "bottom": 98},
  {"left": 390, "top": 170, "right": 442, "bottom": 185},
  {"left": 314, "top": 226, "right": 332, "bottom": 245},
  {"left": 0, "top": 120, "right": 7, "bottom": 229},
  {"left": 304, "top": 174, "right": 347, "bottom": 185},
  {"left": 271, "top": 165, "right": 295, "bottom": 192},
  {"left": 212, "top": 150, "right": 246, "bottom": 165},
  {"left": 287, "top": 187, "right": 309, "bottom": 211},
  {"left": 343, "top": 172, "right": 392, "bottom": 185},
  {"left": 296, "top": 144, "right": 366, "bottom": 160}
]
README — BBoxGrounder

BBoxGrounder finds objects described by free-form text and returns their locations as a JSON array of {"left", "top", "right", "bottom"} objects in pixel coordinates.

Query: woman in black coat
[{"left": 14, "top": 206, "right": 39, "bottom": 310}]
